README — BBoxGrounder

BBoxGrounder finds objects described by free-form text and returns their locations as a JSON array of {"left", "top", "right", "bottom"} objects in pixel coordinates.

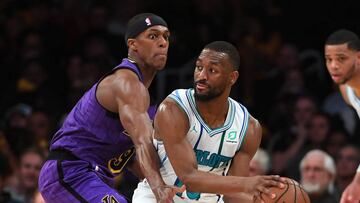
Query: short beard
[
  {"left": 302, "top": 182, "right": 322, "bottom": 194},
  {"left": 194, "top": 91, "right": 220, "bottom": 101},
  {"left": 339, "top": 62, "right": 357, "bottom": 84},
  {"left": 194, "top": 82, "right": 222, "bottom": 101}
]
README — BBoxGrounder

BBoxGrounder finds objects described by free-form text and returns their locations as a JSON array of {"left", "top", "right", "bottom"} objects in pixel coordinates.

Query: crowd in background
[{"left": 0, "top": 0, "right": 359, "bottom": 202}]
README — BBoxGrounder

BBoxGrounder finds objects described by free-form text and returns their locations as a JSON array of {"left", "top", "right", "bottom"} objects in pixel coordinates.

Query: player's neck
[
  {"left": 128, "top": 56, "right": 157, "bottom": 88},
  {"left": 138, "top": 64, "right": 157, "bottom": 88},
  {"left": 196, "top": 95, "right": 229, "bottom": 129}
]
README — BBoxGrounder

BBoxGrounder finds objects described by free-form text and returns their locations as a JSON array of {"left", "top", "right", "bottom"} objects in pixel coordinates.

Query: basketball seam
[
  {"left": 291, "top": 179, "right": 297, "bottom": 203},
  {"left": 275, "top": 181, "right": 289, "bottom": 203},
  {"left": 298, "top": 184, "right": 308, "bottom": 203}
]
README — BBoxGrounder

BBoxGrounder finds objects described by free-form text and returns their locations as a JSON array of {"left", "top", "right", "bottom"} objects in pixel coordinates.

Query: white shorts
[
  {"left": 132, "top": 179, "right": 187, "bottom": 203},
  {"left": 132, "top": 179, "right": 224, "bottom": 203}
]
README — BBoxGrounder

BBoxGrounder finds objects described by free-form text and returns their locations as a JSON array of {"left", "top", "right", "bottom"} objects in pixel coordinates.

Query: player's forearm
[
  {"left": 180, "top": 170, "right": 248, "bottom": 194},
  {"left": 223, "top": 193, "right": 253, "bottom": 203},
  {"left": 120, "top": 109, "right": 165, "bottom": 189},
  {"left": 135, "top": 141, "right": 165, "bottom": 190}
]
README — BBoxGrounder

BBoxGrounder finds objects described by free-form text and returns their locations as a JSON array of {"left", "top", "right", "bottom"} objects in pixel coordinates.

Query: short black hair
[
  {"left": 325, "top": 29, "right": 360, "bottom": 51},
  {"left": 204, "top": 41, "right": 240, "bottom": 70}
]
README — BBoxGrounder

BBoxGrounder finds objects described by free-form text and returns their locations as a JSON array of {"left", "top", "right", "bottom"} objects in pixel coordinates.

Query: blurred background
[{"left": 0, "top": 0, "right": 359, "bottom": 202}]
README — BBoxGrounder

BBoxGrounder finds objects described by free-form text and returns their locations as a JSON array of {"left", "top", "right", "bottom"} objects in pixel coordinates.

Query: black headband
[{"left": 125, "top": 13, "right": 168, "bottom": 44}]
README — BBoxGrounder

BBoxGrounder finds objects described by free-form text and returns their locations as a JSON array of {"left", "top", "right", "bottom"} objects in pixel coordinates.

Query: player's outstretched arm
[
  {"left": 110, "top": 70, "right": 184, "bottom": 203},
  {"left": 340, "top": 170, "right": 360, "bottom": 203},
  {"left": 156, "top": 98, "right": 284, "bottom": 197}
]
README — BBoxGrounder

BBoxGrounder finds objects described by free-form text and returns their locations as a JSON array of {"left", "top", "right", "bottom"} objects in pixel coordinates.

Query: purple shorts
[{"left": 39, "top": 159, "right": 128, "bottom": 203}]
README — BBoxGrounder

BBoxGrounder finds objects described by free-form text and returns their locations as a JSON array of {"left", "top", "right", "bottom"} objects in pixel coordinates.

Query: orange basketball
[{"left": 254, "top": 177, "right": 310, "bottom": 203}]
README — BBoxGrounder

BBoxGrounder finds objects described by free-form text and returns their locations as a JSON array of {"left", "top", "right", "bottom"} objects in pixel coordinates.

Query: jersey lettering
[{"left": 195, "top": 149, "right": 231, "bottom": 168}]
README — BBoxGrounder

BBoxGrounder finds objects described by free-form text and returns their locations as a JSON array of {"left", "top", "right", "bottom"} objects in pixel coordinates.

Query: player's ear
[
  {"left": 229, "top": 70, "right": 239, "bottom": 86},
  {"left": 128, "top": 39, "right": 137, "bottom": 51}
]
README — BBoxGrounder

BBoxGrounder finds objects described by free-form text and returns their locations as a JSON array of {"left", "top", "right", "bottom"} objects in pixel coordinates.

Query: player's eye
[
  {"left": 149, "top": 34, "right": 157, "bottom": 39},
  {"left": 163, "top": 34, "right": 169, "bottom": 41}
]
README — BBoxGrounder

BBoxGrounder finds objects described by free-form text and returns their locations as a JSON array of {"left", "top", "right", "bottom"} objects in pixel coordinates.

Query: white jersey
[
  {"left": 156, "top": 88, "right": 250, "bottom": 202},
  {"left": 345, "top": 85, "right": 360, "bottom": 118}
]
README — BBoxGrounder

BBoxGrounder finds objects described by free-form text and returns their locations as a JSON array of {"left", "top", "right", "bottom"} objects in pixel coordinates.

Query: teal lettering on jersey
[
  {"left": 175, "top": 178, "right": 200, "bottom": 200},
  {"left": 195, "top": 149, "right": 231, "bottom": 168}
]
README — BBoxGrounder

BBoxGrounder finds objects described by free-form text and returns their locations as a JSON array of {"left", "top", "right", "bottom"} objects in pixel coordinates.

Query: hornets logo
[{"left": 108, "top": 148, "right": 135, "bottom": 174}]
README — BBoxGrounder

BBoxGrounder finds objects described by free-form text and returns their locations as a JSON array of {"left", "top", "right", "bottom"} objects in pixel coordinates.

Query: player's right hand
[
  {"left": 153, "top": 184, "right": 186, "bottom": 203},
  {"left": 243, "top": 175, "right": 286, "bottom": 203}
]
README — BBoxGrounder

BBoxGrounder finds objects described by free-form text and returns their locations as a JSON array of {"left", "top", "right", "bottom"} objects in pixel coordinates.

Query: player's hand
[
  {"left": 243, "top": 175, "right": 286, "bottom": 203},
  {"left": 153, "top": 184, "right": 186, "bottom": 203},
  {"left": 340, "top": 174, "right": 360, "bottom": 203}
]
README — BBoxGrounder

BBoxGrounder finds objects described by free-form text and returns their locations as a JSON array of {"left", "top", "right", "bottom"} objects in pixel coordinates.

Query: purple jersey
[{"left": 50, "top": 58, "right": 157, "bottom": 177}]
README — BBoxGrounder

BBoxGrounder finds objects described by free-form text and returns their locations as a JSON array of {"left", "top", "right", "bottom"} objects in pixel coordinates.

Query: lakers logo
[{"left": 108, "top": 148, "right": 135, "bottom": 174}]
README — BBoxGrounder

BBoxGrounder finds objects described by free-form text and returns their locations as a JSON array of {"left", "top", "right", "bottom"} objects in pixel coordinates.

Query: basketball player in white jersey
[
  {"left": 133, "top": 41, "right": 285, "bottom": 203},
  {"left": 324, "top": 29, "right": 360, "bottom": 203}
]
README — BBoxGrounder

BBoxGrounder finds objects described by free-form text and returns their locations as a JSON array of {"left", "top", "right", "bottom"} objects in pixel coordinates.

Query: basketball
[{"left": 254, "top": 177, "right": 310, "bottom": 203}]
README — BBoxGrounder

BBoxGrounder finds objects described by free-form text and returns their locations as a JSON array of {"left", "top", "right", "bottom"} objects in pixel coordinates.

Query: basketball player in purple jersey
[{"left": 38, "top": 13, "right": 184, "bottom": 203}]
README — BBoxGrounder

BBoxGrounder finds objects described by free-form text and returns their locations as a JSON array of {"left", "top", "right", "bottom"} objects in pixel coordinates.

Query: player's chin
[{"left": 153, "top": 61, "right": 167, "bottom": 70}]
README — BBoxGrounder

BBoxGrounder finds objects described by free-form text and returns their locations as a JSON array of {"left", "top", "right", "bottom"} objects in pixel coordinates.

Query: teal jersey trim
[
  {"left": 236, "top": 102, "right": 250, "bottom": 152},
  {"left": 185, "top": 89, "right": 235, "bottom": 136},
  {"left": 168, "top": 90, "right": 191, "bottom": 119}
]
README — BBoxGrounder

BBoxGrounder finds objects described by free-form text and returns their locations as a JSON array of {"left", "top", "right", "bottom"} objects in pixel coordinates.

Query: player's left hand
[{"left": 154, "top": 185, "right": 186, "bottom": 203}]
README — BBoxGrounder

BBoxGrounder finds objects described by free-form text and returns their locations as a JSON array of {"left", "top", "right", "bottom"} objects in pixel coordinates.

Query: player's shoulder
[
  {"left": 168, "top": 88, "right": 190, "bottom": 97},
  {"left": 113, "top": 68, "right": 141, "bottom": 81},
  {"left": 167, "top": 88, "right": 191, "bottom": 104},
  {"left": 228, "top": 97, "right": 249, "bottom": 114}
]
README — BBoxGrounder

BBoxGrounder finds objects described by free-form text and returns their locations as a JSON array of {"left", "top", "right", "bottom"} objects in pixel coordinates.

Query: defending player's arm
[
  {"left": 110, "top": 70, "right": 182, "bottom": 202},
  {"left": 156, "top": 98, "right": 283, "bottom": 197},
  {"left": 223, "top": 116, "right": 265, "bottom": 202}
]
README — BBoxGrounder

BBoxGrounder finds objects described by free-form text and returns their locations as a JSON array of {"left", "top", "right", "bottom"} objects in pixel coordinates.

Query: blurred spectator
[
  {"left": 3, "top": 103, "right": 36, "bottom": 158},
  {"left": 335, "top": 145, "right": 360, "bottom": 193},
  {"left": 0, "top": 131, "right": 17, "bottom": 180},
  {"left": 28, "top": 110, "right": 53, "bottom": 157},
  {"left": 300, "top": 149, "right": 339, "bottom": 203},
  {"left": 325, "top": 130, "right": 349, "bottom": 158},
  {"left": 4, "top": 148, "right": 44, "bottom": 203},
  {"left": 249, "top": 148, "right": 271, "bottom": 176},
  {"left": 4, "top": 103, "right": 32, "bottom": 130},
  {"left": 269, "top": 95, "right": 318, "bottom": 177},
  {"left": 0, "top": 152, "right": 21, "bottom": 203}
]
